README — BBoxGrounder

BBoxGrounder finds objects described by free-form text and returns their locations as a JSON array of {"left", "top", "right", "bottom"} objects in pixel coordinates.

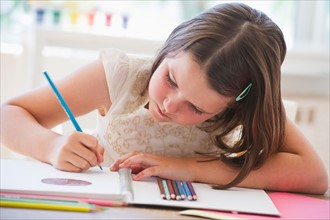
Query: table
[{"left": 1, "top": 189, "right": 328, "bottom": 220}]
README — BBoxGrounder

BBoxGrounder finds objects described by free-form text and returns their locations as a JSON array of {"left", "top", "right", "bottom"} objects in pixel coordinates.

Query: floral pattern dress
[{"left": 96, "top": 48, "right": 223, "bottom": 166}]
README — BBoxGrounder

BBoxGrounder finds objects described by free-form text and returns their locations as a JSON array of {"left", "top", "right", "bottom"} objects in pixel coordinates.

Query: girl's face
[{"left": 148, "top": 52, "right": 231, "bottom": 125}]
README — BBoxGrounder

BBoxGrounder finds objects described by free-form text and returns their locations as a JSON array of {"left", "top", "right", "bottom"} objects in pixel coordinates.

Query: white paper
[
  {"left": 0, "top": 159, "right": 279, "bottom": 216},
  {"left": 1, "top": 159, "right": 124, "bottom": 201}
]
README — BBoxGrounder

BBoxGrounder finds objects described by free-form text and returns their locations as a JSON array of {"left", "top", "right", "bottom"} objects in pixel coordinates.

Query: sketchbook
[{"left": 0, "top": 159, "right": 280, "bottom": 216}]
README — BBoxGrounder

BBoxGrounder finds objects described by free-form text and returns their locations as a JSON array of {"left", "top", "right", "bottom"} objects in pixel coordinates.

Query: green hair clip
[{"left": 235, "top": 83, "right": 252, "bottom": 102}]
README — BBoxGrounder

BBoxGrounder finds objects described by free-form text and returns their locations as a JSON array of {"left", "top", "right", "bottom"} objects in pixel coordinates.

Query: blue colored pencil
[
  {"left": 182, "top": 181, "right": 192, "bottom": 201},
  {"left": 176, "top": 181, "right": 186, "bottom": 200},
  {"left": 43, "top": 71, "right": 102, "bottom": 171}
]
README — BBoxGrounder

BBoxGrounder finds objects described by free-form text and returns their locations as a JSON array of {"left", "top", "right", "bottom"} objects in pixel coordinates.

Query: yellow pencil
[{"left": 0, "top": 199, "right": 99, "bottom": 212}]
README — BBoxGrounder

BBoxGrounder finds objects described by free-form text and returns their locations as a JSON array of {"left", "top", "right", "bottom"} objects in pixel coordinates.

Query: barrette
[{"left": 236, "top": 83, "right": 252, "bottom": 102}]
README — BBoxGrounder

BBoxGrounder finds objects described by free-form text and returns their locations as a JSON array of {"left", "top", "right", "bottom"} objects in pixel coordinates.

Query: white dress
[{"left": 96, "top": 48, "right": 221, "bottom": 166}]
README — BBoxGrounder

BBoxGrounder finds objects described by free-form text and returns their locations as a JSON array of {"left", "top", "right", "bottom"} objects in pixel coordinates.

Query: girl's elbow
[
  {"left": 317, "top": 173, "right": 329, "bottom": 195},
  {"left": 309, "top": 165, "right": 329, "bottom": 194}
]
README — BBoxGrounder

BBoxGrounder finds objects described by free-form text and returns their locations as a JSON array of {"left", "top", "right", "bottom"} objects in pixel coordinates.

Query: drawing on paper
[{"left": 41, "top": 178, "right": 92, "bottom": 186}]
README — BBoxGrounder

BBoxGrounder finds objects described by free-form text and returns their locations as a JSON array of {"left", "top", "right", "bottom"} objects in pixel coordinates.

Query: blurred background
[{"left": 1, "top": 0, "right": 329, "bottom": 179}]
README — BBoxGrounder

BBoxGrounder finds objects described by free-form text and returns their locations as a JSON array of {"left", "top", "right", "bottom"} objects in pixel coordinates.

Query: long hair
[{"left": 150, "top": 3, "right": 287, "bottom": 188}]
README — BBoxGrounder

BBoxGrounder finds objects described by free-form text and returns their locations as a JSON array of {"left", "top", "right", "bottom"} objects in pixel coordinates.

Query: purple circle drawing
[{"left": 41, "top": 178, "right": 92, "bottom": 186}]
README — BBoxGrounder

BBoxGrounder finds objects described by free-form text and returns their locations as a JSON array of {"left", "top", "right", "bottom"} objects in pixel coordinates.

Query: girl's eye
[
  {"left": 189, "top": 103, "right": 203, "bottom": 115},
  {"left": 166, "top": 73, "right": 177, "bottom": 88},
  {"left": 166, "top": 72, "right": 203, "bottom": 115}
]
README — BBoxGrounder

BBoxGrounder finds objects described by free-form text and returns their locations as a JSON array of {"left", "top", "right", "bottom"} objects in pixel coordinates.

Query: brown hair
[{"left": 150, "top": 3, "right": 286, "bottom": 188}]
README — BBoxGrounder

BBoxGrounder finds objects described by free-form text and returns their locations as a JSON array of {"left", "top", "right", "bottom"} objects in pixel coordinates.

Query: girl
[{"left": 1, "top": 3, "right": 328, "bottom": 194}]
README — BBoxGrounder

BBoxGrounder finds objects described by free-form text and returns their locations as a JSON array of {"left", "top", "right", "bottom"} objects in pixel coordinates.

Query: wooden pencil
[
  {"left": 43, "top": 72, "right": 102, "bottom": 170},
  {"left": 0, "top": 192, "right": 126, "bottom": 207},
  {"left": 0, "top": 197, "right": 99, "bottom": 212},
  {"left": 187, "top": 181, "right": 197, "bottom": 200},
  {"left": 157, "top": 178, "right": 166, "bottom": 199},
  {"left": 171, "top": 180, "right": 181, "bottom": 200},
  {"left": 176, "top": 181, "right": 186, "bottom": 200},
  {"left": 161, "top": 179, "right": 171, "bottom": 200},
  {"left": 166, "top": 179, "right": 176, "bottom": 200},
  {"left": 182, "top": 181, "right": 193, "bottom": 201}
]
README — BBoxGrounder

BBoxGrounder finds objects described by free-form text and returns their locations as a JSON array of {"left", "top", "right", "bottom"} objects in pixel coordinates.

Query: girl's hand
[
  {"left": 49, "top": 131, "right": 104, "bottom": 172},
  {"left": 110, "top": 152, "right": 196, "bottom": 181}
]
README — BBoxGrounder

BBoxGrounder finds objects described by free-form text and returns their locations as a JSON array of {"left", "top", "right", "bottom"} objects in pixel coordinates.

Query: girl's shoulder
[
  {"left": 99, "top": 48, "right": 152, "bottom": 111},
  {"left": 99, "top": 48, "right": 152, "bottom": 81}
]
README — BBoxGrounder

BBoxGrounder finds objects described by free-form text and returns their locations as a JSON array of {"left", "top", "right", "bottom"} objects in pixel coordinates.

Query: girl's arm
[
  {"left": 1, "top": 60, "right": 111, "bottom": 172},
  {"left": 238, "top": 118, "right": 328, "bottom": 194},
  {"left": 111, "top": 119, "right": 328, "bottom": 194}
]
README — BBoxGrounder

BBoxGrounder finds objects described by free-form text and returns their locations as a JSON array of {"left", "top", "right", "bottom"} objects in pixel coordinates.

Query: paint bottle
[
  {"left": 87, "top": 10, "right": 95, "bottom": 26},
  {"left": 122, "top": 14, "right": 129, "bottom": 29},
  {"left": 35, "top": 8, "right": 45, "bottom": 25},
  {"left": 105, "top": 13, "right": 112, "bottom": 27},
  {"left": 69, "top": 10, "right": 79, "bottom": 26},
  {"left": 53, "top": 9, "right": 61, "bottom": 26}
]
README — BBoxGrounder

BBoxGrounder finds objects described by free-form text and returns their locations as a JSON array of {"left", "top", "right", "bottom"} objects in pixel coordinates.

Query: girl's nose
[{"left": 163, "top": 96, "right": 179, "bottom": 114}]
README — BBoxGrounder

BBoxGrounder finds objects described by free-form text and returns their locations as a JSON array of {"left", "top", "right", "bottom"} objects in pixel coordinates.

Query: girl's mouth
[{"left": 157, "top": 105, "right": 168, "bottom": 118}]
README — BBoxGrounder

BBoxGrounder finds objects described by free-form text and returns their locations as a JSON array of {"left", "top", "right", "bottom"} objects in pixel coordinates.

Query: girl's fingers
[
  {"left": 96, "top": 144, "right": 104, "bottom": 164},
  {"left": 74, "top": 132, "right": 105, "bottom": 166},
  {"left": 55, "top": 162, "right": 82, "bottom": 172},
  {"left": 132, "top": 166, "right": 161, "bottom": 180},
  {"left": 110, "top": 151, "right": 141, "bottom": 171},
  {"left": 118, "top": 153, "right": 159, "bottom": 169},
  {"left": 50, "top": 133, "right": 105, "bottom": 172},
  {"left": 112, "top": 154, "right": 194, "bottom": 181},
  {"left": 54, "top": 153, "right": 88, "bottom": 172},
  {"left": 71, "top": 143, "right": 98, "bottom": 167}
]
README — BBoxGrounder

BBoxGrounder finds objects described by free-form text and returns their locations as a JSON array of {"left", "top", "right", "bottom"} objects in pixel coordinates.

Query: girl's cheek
[{"left": 149, "top": 73, "right": 168, "bottom": 100}]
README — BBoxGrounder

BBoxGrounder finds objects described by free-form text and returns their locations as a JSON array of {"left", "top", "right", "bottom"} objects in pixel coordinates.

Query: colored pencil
[
  {"left": 162, "top": 179, "right": 171, "bottom": 200},
  {"left": 0, "top": 192, "right": 126, "bottom": 207},
  {"left": 157, "top": 178, "right": 166, "bottom": 199},
  {"left": 43, "top": 71, "right": 102, "bottom": 171},
  {"left": 182, "top": 181, "right": 193, "bottom": 201},
  {"left": 166, "top": 179, "right": 176, "bottom": 200},
  {"left": 187, "top": 182, "right": 197, "bottom": 200},
  {"left": 171, "top": 180, "right": 181, "bottom": 200},
  {"left": 0, "top": 197, "right": 99, "bottom": 212},
  {"left": 83, "top": 198, "right": 127, "bottom": 207},
  {"left": 176, "top": 181, "right": 186, "bottom": 200}
]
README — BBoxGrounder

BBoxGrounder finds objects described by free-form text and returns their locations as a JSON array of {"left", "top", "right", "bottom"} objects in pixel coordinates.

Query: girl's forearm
[
  {"left": 1, "top": 105, "right": 59, "bottom": 163},
  {"left": 242, "top": 152, "right": 328, "bottom": 194},
  {"left": 192, "top": 153, "right": 328, "bottom": 194}
]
